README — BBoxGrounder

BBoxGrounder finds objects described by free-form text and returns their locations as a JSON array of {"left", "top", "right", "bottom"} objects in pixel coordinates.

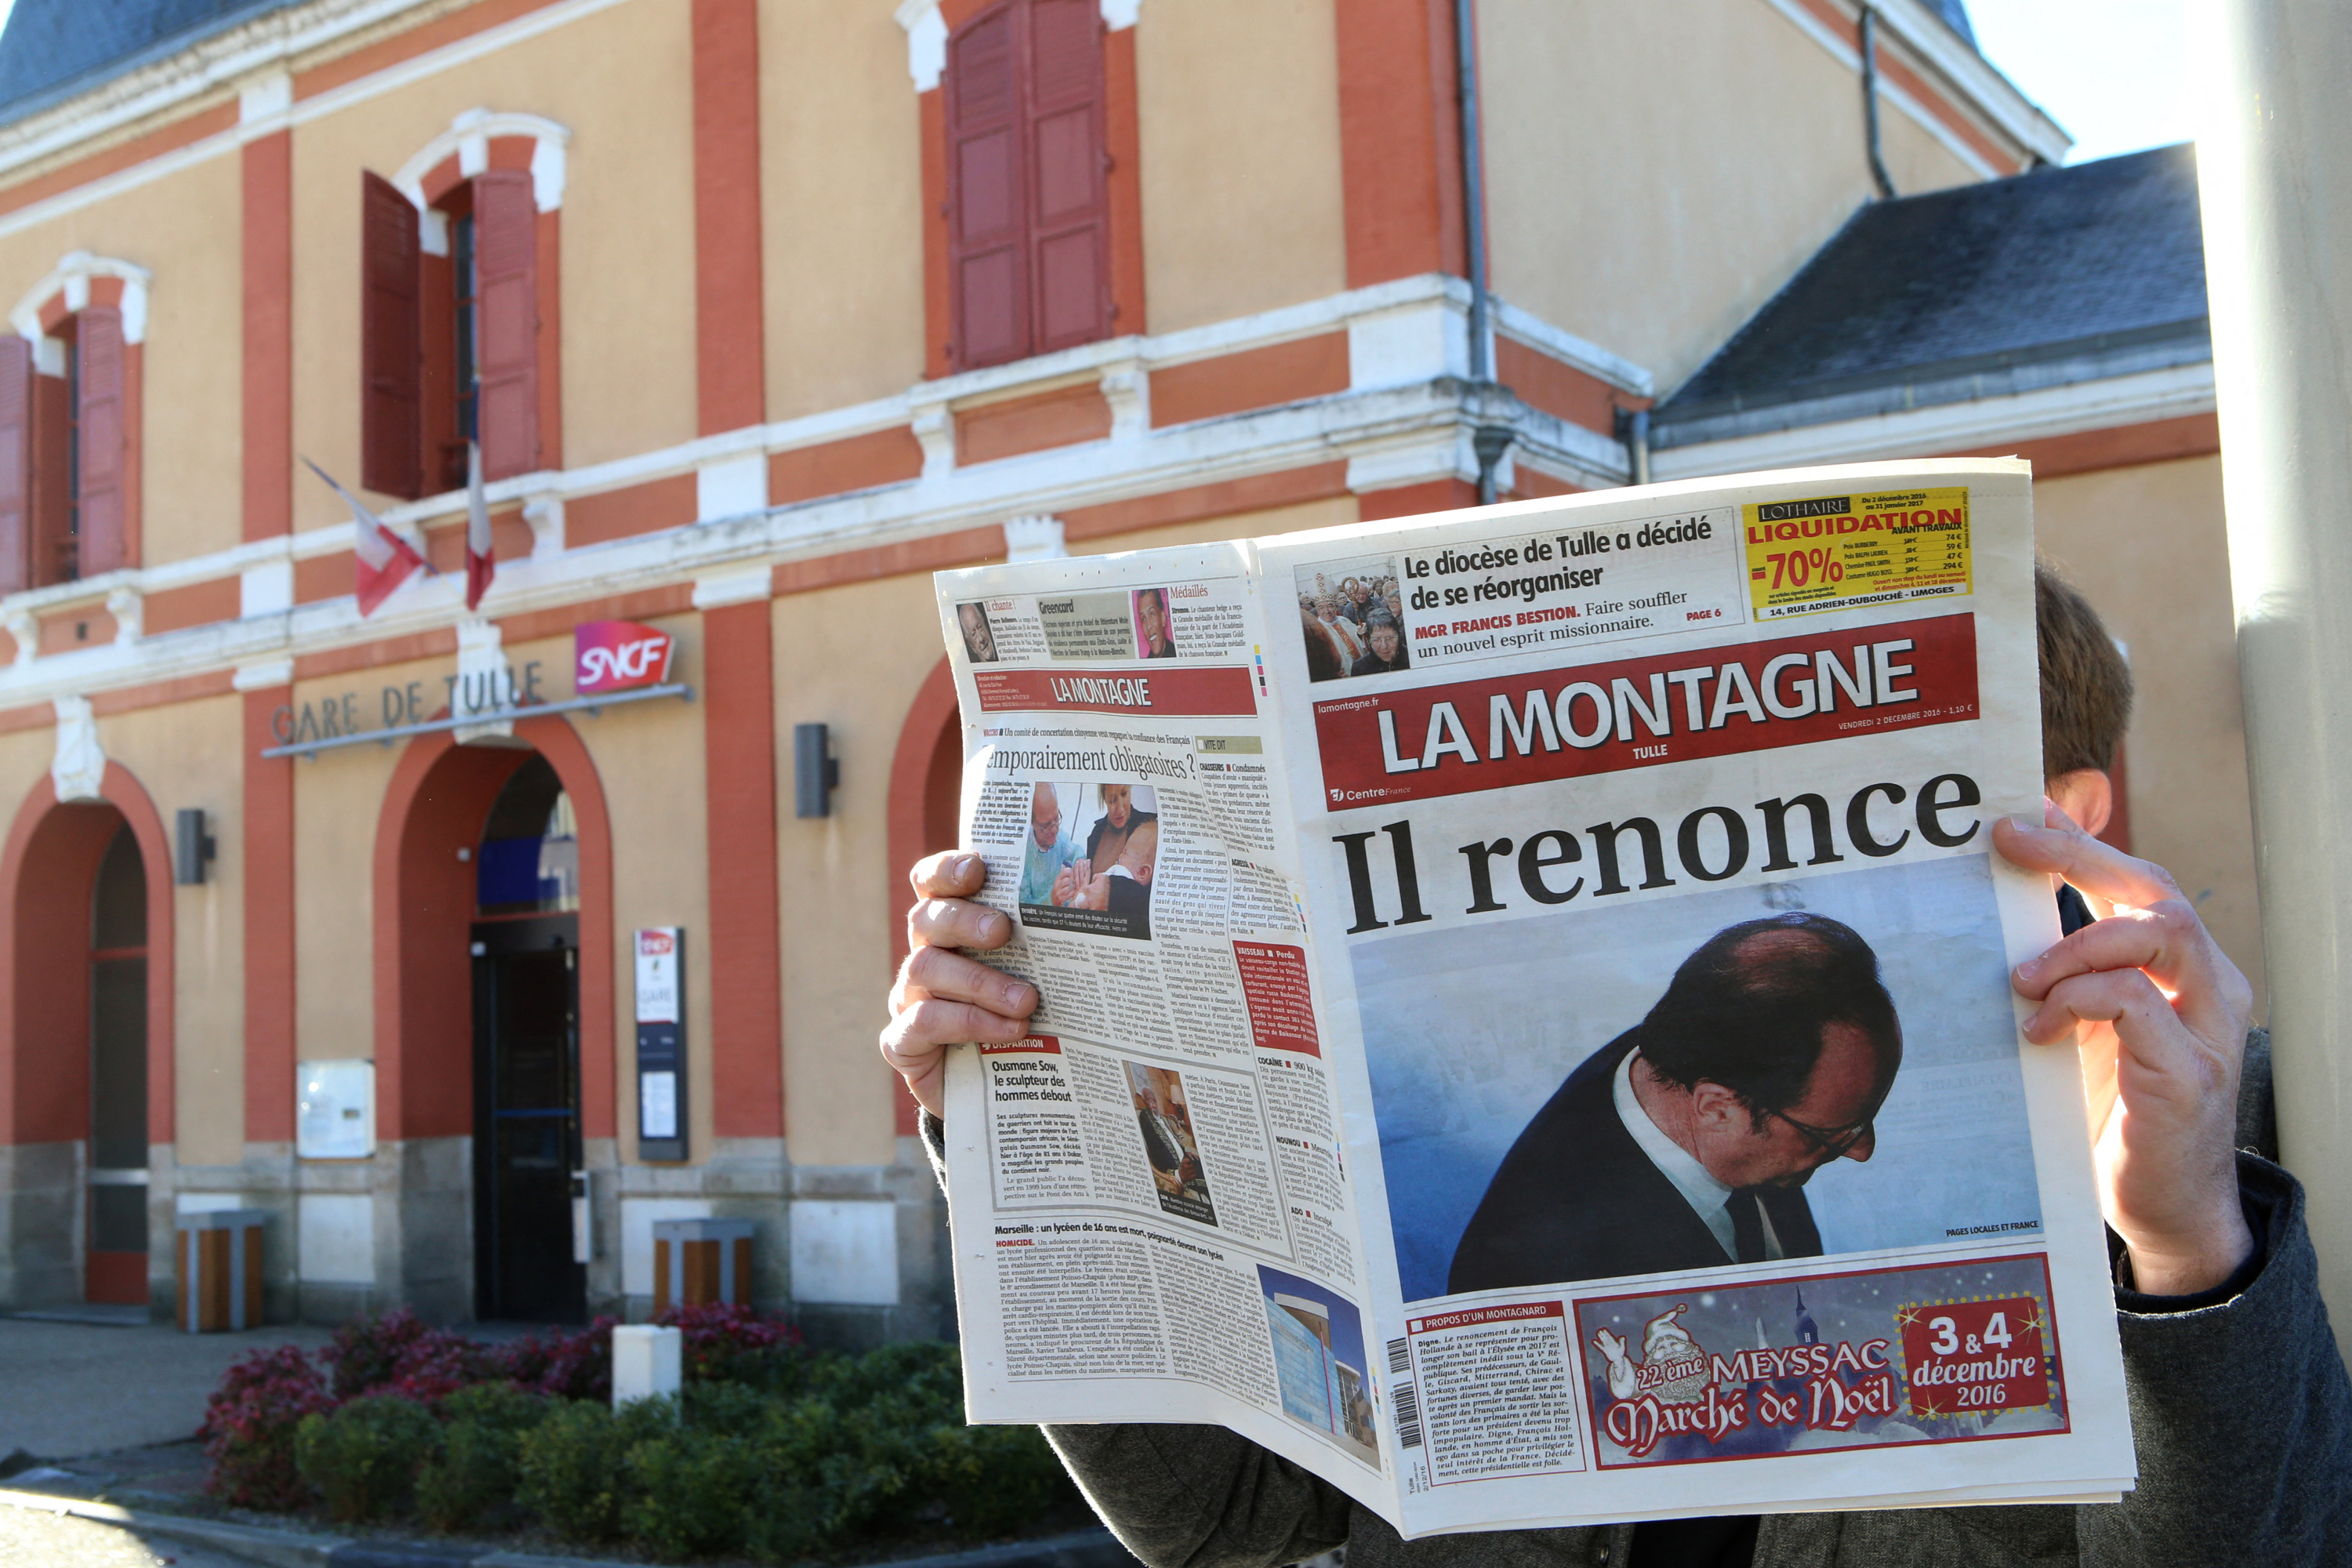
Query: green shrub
[
  {"left": 414, "top": 1384, "right": 550, "bottom": 1533},
  {"left": 622, "top": 1424, "right": 770, "bottom": 1559},
  {"left": 515, "top": 1393, "right": 672, "bottom": 1542},
  {"left": 928, "top": 1422, "right": 1069, "bottom": 1540},
  {"left": 292, "top": 1393, "right": 441, "bottom": 1523}
]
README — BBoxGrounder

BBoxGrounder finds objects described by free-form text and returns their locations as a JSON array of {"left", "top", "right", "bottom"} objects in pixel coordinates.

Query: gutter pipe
[
  {"left": 1860, "top": 6, "right": 1896, "bottom": 199},
  {"left": 1454, "top": 0, "right": 1512, "bottom": 505}
]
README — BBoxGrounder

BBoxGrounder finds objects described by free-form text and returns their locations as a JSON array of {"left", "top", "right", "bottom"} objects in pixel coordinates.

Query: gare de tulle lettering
[{"left": 269, "top": 659, "right": 548, "bottom": 747}]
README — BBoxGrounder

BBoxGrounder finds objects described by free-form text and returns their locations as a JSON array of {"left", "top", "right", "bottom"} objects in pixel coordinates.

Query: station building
[{"left": 0, "top": 0, "right": 2253, "bottom": 1334}]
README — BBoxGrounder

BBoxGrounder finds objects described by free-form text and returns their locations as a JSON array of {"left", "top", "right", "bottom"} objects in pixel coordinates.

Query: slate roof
[
  {"left": 1925, "top": 0, "right": 1976, "bottom": 49},
  {"left": 0, "top": 0, "right": 286, "bottom": 125},
  {"left": 1651, "top": 143, "right": 2205, "bottom": 448}
]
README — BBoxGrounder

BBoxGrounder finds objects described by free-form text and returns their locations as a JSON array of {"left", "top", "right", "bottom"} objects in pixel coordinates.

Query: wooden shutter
[
  {"left": 75, "top": 306, "right": 127, "bottom": 575},
  {"left": 474, "top": 169, "right": 539, "bottom": 481},
  {"left": 948, "top": 4, "right": 1028, "bottom": 368},
  {"left": 361, "top": 171, "right": 423, "bottom": 499},
  {"left": 0, "top": 335, "right": 27, "bottom": 594},
  {"left": 1026, "top": 0, "right": 1109, "bottom": 353}
]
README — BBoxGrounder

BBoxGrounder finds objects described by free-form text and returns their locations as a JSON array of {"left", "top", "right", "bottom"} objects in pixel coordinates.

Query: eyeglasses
[{"left": 1766, "top": 1105, "right": 1877, "bottom": 1160}]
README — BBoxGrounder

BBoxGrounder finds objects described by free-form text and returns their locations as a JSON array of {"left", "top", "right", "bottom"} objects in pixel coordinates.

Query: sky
[{"left": 1968, "top": 0, "right": 2194, "bottom": 164}]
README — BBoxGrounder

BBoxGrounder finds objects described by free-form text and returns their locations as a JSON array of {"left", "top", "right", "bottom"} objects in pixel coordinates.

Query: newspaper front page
[{"left": 932, "top": 462, "right": 2134, "bottom": 1537}]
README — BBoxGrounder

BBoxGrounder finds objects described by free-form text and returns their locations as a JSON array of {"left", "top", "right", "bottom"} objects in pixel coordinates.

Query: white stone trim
[
  {"left": 691, "top": 565, "right": 772, "bottom": 611},
  {"left": 392, "top": 108, "right": 572, "bottom": 215},
  {"left": 9, "top": 252, "right": 154, "bottom": 347},
  {"left": 238, "top": 68, "right": 292, "bottom": 126},
  {"left": 695, "top": 454, "right": 770, "bottom": 525},
  {"left": 232, "top": 658, "right": 294, "bottom": 692},
  {"left": 1002, "top": 515, "right": 1068, "bottom": 561},
  {"left": 893, "top": 0, "right": 949, "bottom": 93},
  {"left": 896, "top": 0, "right": 1142, "bottom": 92},
  {"left": 1649, "top": 361, "right": 2216, "bottom": 482},
  {"left": 51, "top": 695, "right": 105, "bottom": 801},
  {"left": 241, "top": 560, "right": 296, "bottom": 619}
]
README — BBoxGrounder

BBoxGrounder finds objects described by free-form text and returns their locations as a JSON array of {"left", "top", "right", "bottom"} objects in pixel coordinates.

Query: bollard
[{"left": 611, "top": 1323, "right": 683, "bottom": 1408}]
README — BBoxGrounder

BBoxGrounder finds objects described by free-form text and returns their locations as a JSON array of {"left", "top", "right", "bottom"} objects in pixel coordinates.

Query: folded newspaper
[{"left": 931, "top": 460, "right": 2132, "bottom": 1534}]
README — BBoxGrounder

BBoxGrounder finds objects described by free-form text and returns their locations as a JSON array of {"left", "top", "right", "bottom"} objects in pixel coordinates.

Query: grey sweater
[{"left": 926, "top": 1041, "right": 2352, "bottom": 1566}]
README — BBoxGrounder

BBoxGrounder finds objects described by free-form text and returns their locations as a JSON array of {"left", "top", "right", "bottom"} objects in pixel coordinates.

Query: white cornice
[{"left": 1649, "top": 361, "right": 2214, "bottom": 481}]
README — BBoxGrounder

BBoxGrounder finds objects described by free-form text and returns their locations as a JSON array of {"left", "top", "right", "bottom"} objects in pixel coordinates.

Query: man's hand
[
  {"left": 1997, "top": 804, "right": 2257, "bottom": 1297},
  {"left": 880, "top": 852, "right": 1039, "bottom": 1120}
]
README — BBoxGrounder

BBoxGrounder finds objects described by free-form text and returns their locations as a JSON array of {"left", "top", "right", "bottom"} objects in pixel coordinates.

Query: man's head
[
  {"left": 1369, "top": 622, "right": 1400, "bottom": 663},
  {"left": 2036, "top": 560, "right": 2132, "bottom": 835},
  {"left": 1316, "top": 595, "right": 1339, "bottom": 622},
  {"left": 1138, "top": 589, "right": 1167, "bottom": 642},
  {"left": 1102, "top": 784, "right": 1132, "bottom": 829},
  {"left": 1029, "top": 784, "right": 1061, "bottom": 851},
  {"left": 1637, "top": 913, "right": 1900, "bottom": 1189},
  {"left": 958, "top": 603, "right": 996, "bottom": 662}
]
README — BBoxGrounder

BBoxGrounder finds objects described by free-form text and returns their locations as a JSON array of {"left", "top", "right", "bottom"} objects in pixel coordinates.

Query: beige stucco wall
[
  {"left": 0, "top": 147, "right": 245, "bottom": 569},
  {"left": 759, "top": 0, "right": 927, "bottom": 421},
  {"left": 1479, "top": 0, "right": 1984, "bottom": 390},
  {"left": 1134, "top": 0, "right": 1348, "bottom": 334},
  {"left": 2034, "top": 456, "right": 2266, "bottom": 1011},
  {"left": 99, "top": 695, "right": 247, "bottom": 1166},
  {"left": 291, "top": 0, "right": 699, "bottom": 519},
  {"left": 289, "top": 670, "right": 404, "bottom": 1063}
]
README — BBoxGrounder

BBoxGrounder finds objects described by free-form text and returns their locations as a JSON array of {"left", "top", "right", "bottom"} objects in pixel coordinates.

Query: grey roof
[
  {"left": 1651, "top": 143, "right": 2205, "bottom": 448},
  {"left": 0, "top": 0, "right": 287, "bottom": 125},
  {"left": 1926, "top": 0, "right": 1976, "bottom": 49}
]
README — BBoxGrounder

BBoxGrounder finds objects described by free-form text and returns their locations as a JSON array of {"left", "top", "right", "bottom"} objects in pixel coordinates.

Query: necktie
[{"left": 1728, "top": 1189, "right": 1768, "bottom": 1264}]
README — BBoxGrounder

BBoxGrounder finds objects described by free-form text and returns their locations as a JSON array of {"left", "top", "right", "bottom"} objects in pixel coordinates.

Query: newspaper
[{"left": 931, "top": 460, "right": 2132, "bottom": 1535}]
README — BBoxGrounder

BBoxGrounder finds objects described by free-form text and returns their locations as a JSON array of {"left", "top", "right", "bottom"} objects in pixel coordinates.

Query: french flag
[
  {"left": 465, "top": 440, "right": 495, "bottom": 612},
  {"left": 302, "top": 456, "right": 425, "bottom": 617}
]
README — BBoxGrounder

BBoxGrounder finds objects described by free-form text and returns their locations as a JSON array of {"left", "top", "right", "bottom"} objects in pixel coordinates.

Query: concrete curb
[{"left": 0, "top": 1485, "right": 1135, "bottom": 1568}]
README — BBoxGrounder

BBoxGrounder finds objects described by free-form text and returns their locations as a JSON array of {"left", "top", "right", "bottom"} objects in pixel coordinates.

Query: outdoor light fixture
[
  {"left": 794, "top": 723, "right": 840, "bottom": 818},
  {"left": 174, "top": 808, "right": 216, "bottom": 886}
]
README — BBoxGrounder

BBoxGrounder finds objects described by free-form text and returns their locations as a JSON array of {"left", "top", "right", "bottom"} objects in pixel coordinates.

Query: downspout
[
  {"left": 1455, "top": 0, "right": 1511, "bottom": 505},
  {"left": 1860, "top": 5, "right": 1897, "bottom": 199}
]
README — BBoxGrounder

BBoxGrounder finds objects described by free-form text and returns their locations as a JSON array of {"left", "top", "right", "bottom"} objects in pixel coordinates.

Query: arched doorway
[
  {"left": 2, "top": 771, "right": 169, "bottom": 1312},
  {"left": 373, "top": 719, "right": 611, "bottom": 1324},
  {"left": 470, "top": 756, "right": 584, "bottom": 1323}
]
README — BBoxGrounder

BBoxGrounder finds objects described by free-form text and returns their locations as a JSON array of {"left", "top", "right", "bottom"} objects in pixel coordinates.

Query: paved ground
[
  {"left": 0, "top": 1506, "right": 265, "bottom": 1567},
  {"left": 0, "top": 1317, "right": 336, "bottom": 1461}
]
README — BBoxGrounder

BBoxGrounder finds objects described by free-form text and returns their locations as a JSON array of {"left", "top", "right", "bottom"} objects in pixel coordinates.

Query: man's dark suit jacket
[{"left": 1446, "top": 1028, "right": 1822, "bottom": 1294}]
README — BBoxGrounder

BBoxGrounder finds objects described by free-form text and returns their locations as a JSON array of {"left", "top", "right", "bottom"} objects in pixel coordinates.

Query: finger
[
  {"left": 894, "top": 943, "right": 1039, "bottom": 1020},
  {"left": 909, "top": 851, "right": 988, "bottom": 902},
  {"left": 882, "top": 995, "right": 1034, "bottom": 1061},
  {"left": 2020, "top": 968, "right": 2204, "bottom": 1087},
  {"left": 908, "top": 895, "right": 1013, "bottom": 953},
  {"left": 2012, "top": 902, "right": 2248, "bottom": 1045},
  {"left": 1992, "top": 811, "right": 2182, "bottom": 913}
]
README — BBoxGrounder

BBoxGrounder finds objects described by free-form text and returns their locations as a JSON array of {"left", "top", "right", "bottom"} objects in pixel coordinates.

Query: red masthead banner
[
  {"left": 974, "top": 666, "right": 1258, "bottom": 717},
  {"left": 1313, "top": 612, "right": 1976, "bottom": 808}
]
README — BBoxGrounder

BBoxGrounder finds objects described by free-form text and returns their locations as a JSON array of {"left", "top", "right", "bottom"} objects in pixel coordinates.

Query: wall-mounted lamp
[
  {"left": 174, "top": 808, "right": 216, "bottom": 886},
  {"left": 793, "top": 724, "right": 840, "bottom": 818}
]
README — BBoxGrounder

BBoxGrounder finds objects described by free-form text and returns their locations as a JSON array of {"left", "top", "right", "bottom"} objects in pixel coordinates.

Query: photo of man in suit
[{"left": 1447, "top": 910, "right": 1900, "bottom": 1294}]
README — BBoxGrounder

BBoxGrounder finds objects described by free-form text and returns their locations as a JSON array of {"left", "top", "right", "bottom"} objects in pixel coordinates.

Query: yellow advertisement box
[{"left": 1742, "top": 487, "right": 1971, "bottom": 620}]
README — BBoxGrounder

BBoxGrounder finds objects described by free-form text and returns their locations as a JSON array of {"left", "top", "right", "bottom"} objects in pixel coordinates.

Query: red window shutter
[
  {"left": 361, "top": 171, "right": 423, "bottom": 499},
  {"left": 75, "top": 306, "right": 128, "bottom": 575},
  {"left": 0, "top": 334, "right": 27, "bottom": 594},
  {"left": 473, "top": 169, "right": 539, "bottom": 481},
  {"left": 948, "top": 5, "right": 1028, "bottom": 368},
  {"left": 1026, "top": 0, "right": 1108, "bottom": 353}
]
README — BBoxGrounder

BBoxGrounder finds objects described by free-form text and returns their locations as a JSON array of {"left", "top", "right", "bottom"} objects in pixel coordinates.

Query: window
[
  {"left": 0, "top": 301, "right": 130, "bottom": 593},
  {"left": 947, "top": 0, "right": 1111, "bottom": 369},
  {"left": 362, "top": 168, "right": 541, "bottom": 499}
]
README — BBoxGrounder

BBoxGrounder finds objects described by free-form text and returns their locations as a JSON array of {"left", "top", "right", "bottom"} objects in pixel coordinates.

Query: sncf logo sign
[{"left": 575, "top": 620, "right": 674, "bottom": 695}]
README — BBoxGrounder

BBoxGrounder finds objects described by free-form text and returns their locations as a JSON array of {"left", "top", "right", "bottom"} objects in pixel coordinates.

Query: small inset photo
[
  {"left": 1259, "top": 1266, "right": 1380, "bottom": 1465},
  {"left": 1015, "top": 782, "right": 1160, "bottom": 940},
  {"left": 954, "top": 601, "right": 1000, "bottom": 663},
  {"left": 1132, "top": 586, "right": 1179, "bottom": 659},
  {"left": 1292, "top": 557, "right": 1408, "bottom": 681},
  {"left": 1128, "top": 1061, "right": 1216, "bottom": 1225}
]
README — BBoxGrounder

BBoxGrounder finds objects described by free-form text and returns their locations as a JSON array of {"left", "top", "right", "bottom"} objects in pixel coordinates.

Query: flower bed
[{"left": 198, "top": 1306, "right": 1076, "bottom": 1562}]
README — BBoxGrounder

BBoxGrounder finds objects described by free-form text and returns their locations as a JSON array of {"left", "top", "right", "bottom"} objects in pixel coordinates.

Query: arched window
[
  {"left": 946, "top": 0, "right": 1112, "bottom": 368},
  {"left": 0, "top": 255, "right": 147, "bottom": 591},
  {"left": 361, "top": 113, "right": 566, "bottom": 499}
]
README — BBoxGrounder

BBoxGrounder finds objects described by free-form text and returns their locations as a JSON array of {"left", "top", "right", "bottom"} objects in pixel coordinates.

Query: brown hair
[{"left": 2035, "top": 559, "right": 2133, "bottom": 778}]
